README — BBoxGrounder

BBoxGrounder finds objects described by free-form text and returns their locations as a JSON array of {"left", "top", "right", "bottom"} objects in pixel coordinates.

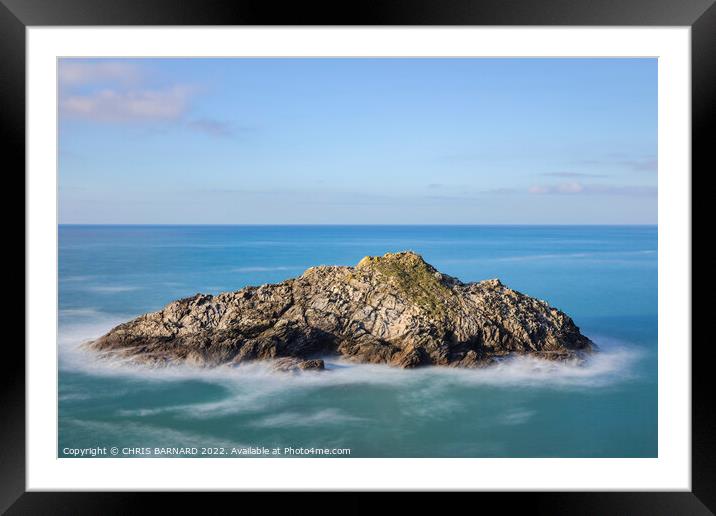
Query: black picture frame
[{"left": 3, "top": 0, "right": 714, "bottom": 513}]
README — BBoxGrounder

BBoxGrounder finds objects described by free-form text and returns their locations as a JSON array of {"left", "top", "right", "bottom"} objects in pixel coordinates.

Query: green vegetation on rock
[{"left": 356, "top": 251, "right": 454, "bottom": 318}]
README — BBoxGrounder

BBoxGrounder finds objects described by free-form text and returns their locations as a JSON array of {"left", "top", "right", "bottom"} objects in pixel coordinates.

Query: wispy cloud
[
  {"left": 529, "top": 182, "right": 584, "bottom": 194},
  {"left": 59, "top": 61, "right": 142, "bottom": 86},
  {"left": 620, "top": 157, "right": 657, "bottom": 172},
  {"left": 576, "top": 155, "right": 657, "bottom": 173},
  {"left": 528, "top": 181, "right": 656, "bottom": 196},
  {"left": 485, "top": 187, "right": 521, "bottom": 194},
  {"left": 426, "top": 183, "right": 471, "bottom": 191},
  {"left": 186, "top": 118, "right": 235, "bottom": 137},
  {"left": 412, "top": 186, "right": 519, "bottom": 202},
  {"left": 541, "top": 171, "right": 607, "bottom": 178},
  {"left": 61, "top": 86, "right": 194, "bottom": 123},
  {"left": 59, "top": 60, "right": 235, "bottom": 136}
]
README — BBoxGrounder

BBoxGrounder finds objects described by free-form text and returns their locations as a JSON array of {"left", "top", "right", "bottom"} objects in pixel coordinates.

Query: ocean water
[{"left": 58, "top": 225, "right": 657, "bottom": 458}]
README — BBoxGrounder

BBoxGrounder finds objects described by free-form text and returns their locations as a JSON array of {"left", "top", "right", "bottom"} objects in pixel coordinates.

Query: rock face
[{"left": 87, "top": 251, "right": 594, "bottom": 369}]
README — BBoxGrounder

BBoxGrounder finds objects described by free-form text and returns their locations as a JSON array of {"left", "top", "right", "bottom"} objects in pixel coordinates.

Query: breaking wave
[{"left": 59, "top": 313, "right": 643, "bottom": 395}]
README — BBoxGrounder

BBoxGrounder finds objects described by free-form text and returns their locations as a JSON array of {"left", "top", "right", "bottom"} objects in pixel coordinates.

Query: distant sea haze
[{"left": 58, "top": 224, "right": 657, "bottom": 458}]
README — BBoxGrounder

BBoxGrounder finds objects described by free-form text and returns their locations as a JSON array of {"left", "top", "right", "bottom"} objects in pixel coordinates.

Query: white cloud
[
  {"left": 61, "top": 86, "right": 194, "bottom": 122},
  {"left": 59, "top": 61, "right": 142, "bottom": 86},
  {"left": 528, "top": 182, "right": 656, "bottom": 196},
  {"left": 59, "top": 61, "right": 239, "bottom": 132}
]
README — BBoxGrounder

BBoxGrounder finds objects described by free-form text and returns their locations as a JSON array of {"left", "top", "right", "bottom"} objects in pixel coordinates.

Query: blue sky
[{"left": 59, "top": 58, "right": 657, "bottom": 224}]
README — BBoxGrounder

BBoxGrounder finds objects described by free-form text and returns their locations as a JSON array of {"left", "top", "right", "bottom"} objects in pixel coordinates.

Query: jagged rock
[{"left": 86, "top": 251, "right": 594, "bottom": 369}]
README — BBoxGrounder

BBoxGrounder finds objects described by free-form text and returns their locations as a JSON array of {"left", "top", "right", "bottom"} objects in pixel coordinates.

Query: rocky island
[{"left": 86, "top": 251, "right": 594, "bottom": 371}]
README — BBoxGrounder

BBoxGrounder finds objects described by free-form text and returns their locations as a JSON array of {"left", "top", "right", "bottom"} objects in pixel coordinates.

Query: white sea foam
[
  {"left": 59, "top": 313, "right": 642, "bottom": 390},
  {"left": 60, "top": 275, "right": 95, "bottom": 282},
  {"left": 59, "top": 312, "right": 136, "bottom": 371},
  {"left": 59, "top": 314, "right": 646, "bottom": 422},
  {"left": 497, "top": 409, "right": 537, "bottom": 426},
  {"left": 85, "top": 285, "right": 142, "bottom": 293},
  {"left": 250, "top": 409, "right": 366, "bottom": 428},
  {"left": 60, "top": 307, "right": 103, "bottom": 317}
]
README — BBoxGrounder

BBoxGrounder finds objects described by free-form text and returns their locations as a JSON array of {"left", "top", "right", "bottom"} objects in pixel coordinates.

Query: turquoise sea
[{"left": 58, "top": 225, "right": 657, "bottom": 458}]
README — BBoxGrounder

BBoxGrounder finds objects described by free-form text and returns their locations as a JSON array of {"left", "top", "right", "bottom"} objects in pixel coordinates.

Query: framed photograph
[{"left": 5, "top": 0, "right": 714, "bottom": 512}]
